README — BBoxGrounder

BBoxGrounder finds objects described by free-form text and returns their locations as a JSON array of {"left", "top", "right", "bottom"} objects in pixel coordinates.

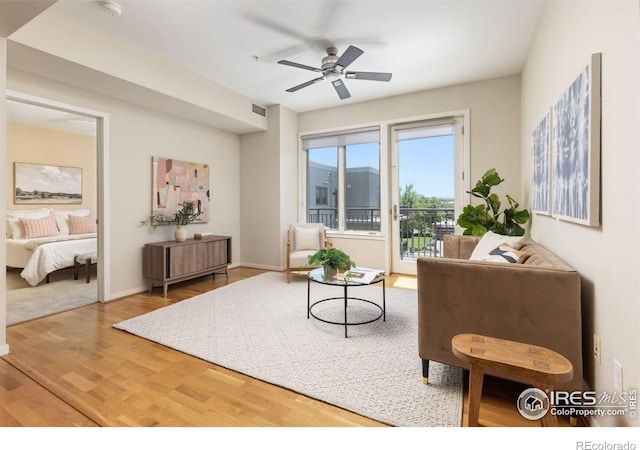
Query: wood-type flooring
[{"left": 1, "top": 267, "right": 581, "bottom": 427}]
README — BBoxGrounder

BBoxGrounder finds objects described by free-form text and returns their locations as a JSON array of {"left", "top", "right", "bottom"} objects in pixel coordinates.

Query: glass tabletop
[{"left": 308, "top": 267, "right": 385, "bottom": 286}]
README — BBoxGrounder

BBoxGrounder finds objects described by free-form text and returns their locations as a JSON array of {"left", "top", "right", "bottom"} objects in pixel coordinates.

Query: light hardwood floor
[{"left": 0, "top": 267, "right": 581, "bottom": 427}]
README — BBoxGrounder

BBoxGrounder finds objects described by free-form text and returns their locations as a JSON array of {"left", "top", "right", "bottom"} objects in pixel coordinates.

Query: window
[
  {"left": 315, "top": 186, "right": 328, "bottom": 206},
  {"left": 303, "top": 127, "right": 380, "bottom": 232}
]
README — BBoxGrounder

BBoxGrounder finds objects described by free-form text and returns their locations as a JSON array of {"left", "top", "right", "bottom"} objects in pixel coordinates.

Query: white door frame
[
  {"left": 389, "top": 110, "right": 470, "bottom": 275},
  {"left": 6, "top": 90, "right": 110, "bottom": 303}
]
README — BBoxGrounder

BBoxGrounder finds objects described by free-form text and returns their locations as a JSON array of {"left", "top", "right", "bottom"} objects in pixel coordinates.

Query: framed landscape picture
[
  {"left": 531, "top": 112, "right": 551, "bottom": 215},
  {"left": 151, "top": 157, "right": 210, "bottom": 224},
  {"left": 551, "top": 53, "right": 601, "bottom": 227},
  {"left": 14, "top": 162, "right": 82, "bottom": 204}
]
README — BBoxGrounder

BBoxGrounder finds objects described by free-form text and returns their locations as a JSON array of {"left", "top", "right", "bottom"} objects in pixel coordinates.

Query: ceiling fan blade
[
  {"left": 333, "top": 45, "right": 364, "bottom": 70},
  {"left": 278, "top": 60, "right": 323, "bottom": 73},
  {"left": 286, "top": 76, "right": 325, "bottom": 93},
  {"left": 345, "top": 71, "right": 393, "bottom": 82},
  {"left": 332, "top": 79, "right": 351, "bottom": 100}
]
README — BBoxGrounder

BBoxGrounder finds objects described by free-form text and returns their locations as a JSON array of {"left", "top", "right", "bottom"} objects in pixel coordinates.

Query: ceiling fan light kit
[
  {"left": 101, "top": 0, "right": 122, "bottom": 17},
  {"left": 278, "top": 45, "right": 392, "bottom": 100}
]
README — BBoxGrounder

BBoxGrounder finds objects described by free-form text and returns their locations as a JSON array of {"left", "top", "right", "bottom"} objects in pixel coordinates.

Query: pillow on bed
[
  {"left": 68, "top": 214, "right": 97, "bottom": 234},
  {"left": 53, "top": 209, "right": 90, "bottom": 235},
  {"left": 6, "top": 208, "right": 52, "bottom": 239},
  {"left": 19, "top": 215, "right": 60, "bottom": 239}
]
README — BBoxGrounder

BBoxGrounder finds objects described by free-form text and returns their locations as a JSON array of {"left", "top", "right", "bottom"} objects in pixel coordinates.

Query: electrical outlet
[
  {"left": 594, "top": 334, "right": 601, "bottom": 364},
  {"left": 614, "top": 359, "right": 623, "bottom": 391}
]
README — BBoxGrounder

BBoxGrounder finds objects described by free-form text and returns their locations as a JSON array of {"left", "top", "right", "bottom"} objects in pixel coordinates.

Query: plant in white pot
[{"left": 173, "top": 201, "right": 203, "bottom": 242}]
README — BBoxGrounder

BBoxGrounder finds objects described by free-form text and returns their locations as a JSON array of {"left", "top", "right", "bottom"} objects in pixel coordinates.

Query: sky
[{"left": 398, "top": 135, "right": 454, "bottom": 199}]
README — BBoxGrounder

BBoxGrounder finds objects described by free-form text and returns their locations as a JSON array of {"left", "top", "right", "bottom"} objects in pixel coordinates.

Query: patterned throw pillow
[
  {"left": 485, "top": 243, "right": 527, "bottom": 264},
  {"left": 68, "top": 214, "right": 97, "bottom": 235},
  {"left": 19, "top": 215, "right": 60, "bottom": 239},
  {"left": 469, "top": 230, "right": 524, "bottom": 261},
  {"left": 295, "top": 226, "right": 320, "bottom": 250}
]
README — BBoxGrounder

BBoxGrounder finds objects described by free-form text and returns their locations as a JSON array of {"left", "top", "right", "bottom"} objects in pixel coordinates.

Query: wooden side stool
[
  {"left": 74, "top": 252, "right": 97, "bottom": 283},
  {"left": 451, "top": 333, "right": 573, "bottom": 427}
]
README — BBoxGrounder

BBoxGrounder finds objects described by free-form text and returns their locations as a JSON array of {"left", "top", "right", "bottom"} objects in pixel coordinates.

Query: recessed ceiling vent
[{"left": 251, "top": 103, "right": 267, "bottom": 117}]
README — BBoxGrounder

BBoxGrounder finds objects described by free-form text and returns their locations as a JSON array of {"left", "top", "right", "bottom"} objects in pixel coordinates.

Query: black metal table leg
[
  {"left": 383, "top": 277, "right": 386, "bottom": 321},
  {"left": 307, "top": 277, "right": 310, "bottom": 319},
  {"left": 344, "top": 284, "right": 348, "bottom": 338}
]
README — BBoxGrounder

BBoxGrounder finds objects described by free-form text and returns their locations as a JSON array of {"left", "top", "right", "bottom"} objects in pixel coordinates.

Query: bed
[{"left": 6, "top": 208, "right": 98, "bottom": 286}]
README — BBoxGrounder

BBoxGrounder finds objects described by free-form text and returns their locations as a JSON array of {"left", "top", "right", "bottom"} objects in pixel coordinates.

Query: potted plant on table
[
  {"left": 307, "top": 247, "right": 355, "bottom": 280},
  {"left": 173, "top": 201, "right": 203, "bottom": 242},
  {"left": 456, "top": 168, "right": 530, "bottom": 236}
]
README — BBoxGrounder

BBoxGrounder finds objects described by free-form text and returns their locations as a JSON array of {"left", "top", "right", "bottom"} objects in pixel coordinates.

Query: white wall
[
  {"left": 278, "top": 106, "right": 300, "bottom": 267},
  {"left": 240, "top": 104, "right": 299, "bottom": 271},
  {"left": 7, "top": 69, "right": 242, "bottom": 299},
  {"left": 240, "top": 105, "right": 283, "bottom": 270},
  {"left": 521, "top": 1, "right": 639, "bottom": 426}
]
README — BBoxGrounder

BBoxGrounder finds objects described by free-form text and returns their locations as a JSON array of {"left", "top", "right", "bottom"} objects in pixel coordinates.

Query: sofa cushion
[{"left": 519, "top": 240, "right": 575, "bottom": 270}]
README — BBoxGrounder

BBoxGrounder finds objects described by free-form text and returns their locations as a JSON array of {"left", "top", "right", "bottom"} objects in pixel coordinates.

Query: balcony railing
[
  {"left": 308, "top": 207, "right": 455, "bottom": 259},
  {"left": 398, "top": 207, "right": 455, "bottom": 259}
]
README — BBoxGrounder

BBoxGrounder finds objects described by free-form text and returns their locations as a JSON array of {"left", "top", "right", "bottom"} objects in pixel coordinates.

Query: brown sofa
[{"left": 417, "top": 234, "right": 583, "bottom": 392}]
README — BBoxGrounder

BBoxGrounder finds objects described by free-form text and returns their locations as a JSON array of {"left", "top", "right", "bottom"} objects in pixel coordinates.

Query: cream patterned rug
[{"left": 113, "top": 272, "right": 463, "bottom": 427}]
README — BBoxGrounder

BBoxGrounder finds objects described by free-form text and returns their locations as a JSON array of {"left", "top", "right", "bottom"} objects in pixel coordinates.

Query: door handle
[{"left": 393, "top": 204, "right": 398, "bottom": 221}]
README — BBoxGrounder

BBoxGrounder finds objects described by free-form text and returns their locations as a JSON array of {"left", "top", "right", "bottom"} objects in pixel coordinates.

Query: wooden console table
[{"left": 143, "top": 236, "right": 231, "bottom": 297}]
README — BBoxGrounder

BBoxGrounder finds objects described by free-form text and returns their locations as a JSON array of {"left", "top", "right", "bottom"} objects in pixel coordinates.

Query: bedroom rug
[
  {"left": 6, "top": 267, "right": 97, "bottom": 325},
  {"left": 113, "top": 272, "right": 464, "bottom": 427}
]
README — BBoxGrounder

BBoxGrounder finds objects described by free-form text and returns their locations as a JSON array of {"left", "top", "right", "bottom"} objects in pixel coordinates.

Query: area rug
[
  {"left": 7, "top": 267, "right": 98, "bottom": 326},
  {"left": 113, "top": 272, "right": 463, "bottom": 427}
]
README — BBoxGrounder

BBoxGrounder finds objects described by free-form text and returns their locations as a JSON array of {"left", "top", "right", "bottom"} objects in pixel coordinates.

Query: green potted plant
[
  {"left": 307, "top": 247, "right": 355, "bottom": 279},
  {"left": 457, "top": 168, "right": 530, "bottom": 236},
  {"left": 173, "top": 201, "right": 203, "bottom": 241}
]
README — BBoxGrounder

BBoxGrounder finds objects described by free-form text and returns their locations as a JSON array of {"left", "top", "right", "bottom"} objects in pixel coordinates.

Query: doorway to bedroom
[{"left": 5, "top": 98, "right": 100, "bottom": 325}]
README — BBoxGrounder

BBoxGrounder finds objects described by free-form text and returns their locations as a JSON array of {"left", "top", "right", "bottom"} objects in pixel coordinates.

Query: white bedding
[{"left": 6, "top": 233, "right": 97, "bottom": 286}]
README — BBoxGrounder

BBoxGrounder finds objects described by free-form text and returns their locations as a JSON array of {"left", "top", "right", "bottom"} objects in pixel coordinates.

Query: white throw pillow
[
  {"left": 53, "top": 209, "right": 90, "bottom": 235},
  {"left": 295, "top": 226, "right": 321, "bottom": 251},
  {"left": 6, "top": 208, "right": 52, "bottom": 239},
  {"left": 469, "top": 230, "right": 524, "bottom": 261}
]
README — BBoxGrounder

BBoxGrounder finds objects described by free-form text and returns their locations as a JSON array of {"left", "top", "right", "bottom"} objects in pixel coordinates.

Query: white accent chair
[{"left": 286, "top": 223, "right": 331, "bottom": 283}]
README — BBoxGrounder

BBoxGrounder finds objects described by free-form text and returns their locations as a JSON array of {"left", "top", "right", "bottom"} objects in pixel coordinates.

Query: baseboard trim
[{"left": 240, "top": 262, "right": 283, "bottom": 271}]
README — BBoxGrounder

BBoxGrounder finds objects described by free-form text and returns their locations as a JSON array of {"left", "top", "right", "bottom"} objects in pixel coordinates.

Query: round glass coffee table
[{"left": 307, "top": 267, "right": 386, "bottom": 338}]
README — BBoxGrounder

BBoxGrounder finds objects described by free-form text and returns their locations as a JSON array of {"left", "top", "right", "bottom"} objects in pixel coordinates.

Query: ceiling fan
[{"left": 278, "top": 45, "right": 393, "bottom": 100}]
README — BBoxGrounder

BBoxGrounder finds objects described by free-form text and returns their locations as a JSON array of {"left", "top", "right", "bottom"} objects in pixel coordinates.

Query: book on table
[{"left": 339, "top": 267, "right": 385, "bottom": 284}]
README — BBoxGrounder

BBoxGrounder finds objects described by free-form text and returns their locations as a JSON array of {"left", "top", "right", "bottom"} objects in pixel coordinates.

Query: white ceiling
[
  {"left": 47, "top": 0, "right": 545, "bottom": 114},
  {"left": 6, "top": 99, "right": 97, "bottom": 136}
]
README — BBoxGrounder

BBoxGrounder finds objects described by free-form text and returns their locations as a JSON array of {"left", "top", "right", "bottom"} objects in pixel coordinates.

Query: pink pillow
[
  {"left": 68, "top": 214, "right": 97, "bottom": 234},
  {"left": 19, "top": 215, "right": 59, "bottom": 239}
]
